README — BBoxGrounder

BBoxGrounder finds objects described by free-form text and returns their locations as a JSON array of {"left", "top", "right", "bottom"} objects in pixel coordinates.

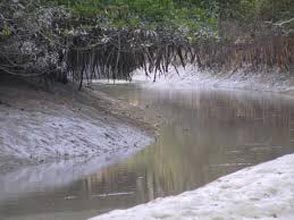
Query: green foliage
[
  {"left": 44, "top": 0, "right": 217, "bottom": 35},
  {"left": 43, "top": 0, "right": 294, "bottom": 40},
  {"left": 1, "top": 0, "right": 293, "bottom": 85},
  {"left": 0, "top": 23, "right": 12, "bottom": 40},
  {"left": 255, "top": 0, "right": 294, "bottom": 22}
]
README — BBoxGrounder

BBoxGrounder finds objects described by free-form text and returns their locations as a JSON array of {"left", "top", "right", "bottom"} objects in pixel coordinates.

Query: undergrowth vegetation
[{"left": 0, "top": 0, "right": 293, "bottom": 88}]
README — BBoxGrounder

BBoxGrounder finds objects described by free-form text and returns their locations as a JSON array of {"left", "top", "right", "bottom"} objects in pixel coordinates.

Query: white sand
[{"left": 90, "top": 153, "right": 294, "bottom": 220}]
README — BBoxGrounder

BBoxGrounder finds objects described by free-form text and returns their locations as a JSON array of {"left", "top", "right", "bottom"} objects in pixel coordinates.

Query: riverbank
[
  {"left": 0, "top": 75, "right": 157, "bottom": 174},
  {"left": 87, "top": 68, "right": 294, "bottom": 220},
  {"left": 89, "top": 153, "right": 294, "bottom": 220},
  {"left": 133, "top": 65, "right": 294, "bottom": 95}
]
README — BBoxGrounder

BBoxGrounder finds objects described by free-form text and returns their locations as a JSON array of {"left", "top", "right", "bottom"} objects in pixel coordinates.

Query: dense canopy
[{"left": 0, "top": 0, "right": 293, "bottom": 88}]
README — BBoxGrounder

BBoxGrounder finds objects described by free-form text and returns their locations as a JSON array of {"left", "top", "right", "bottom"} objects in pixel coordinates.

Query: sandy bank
[
  {"left": 89, "top": 153, "right": 294, "bottom": 220},
  {"left": 133, "top": 65, "right": 294, "bottom": 95},
  {"left": 87, "top": 67, "right": 294, "bottom": 220},
  {"left": 0, "top": 76, "right": 154, "bottom": 174}
]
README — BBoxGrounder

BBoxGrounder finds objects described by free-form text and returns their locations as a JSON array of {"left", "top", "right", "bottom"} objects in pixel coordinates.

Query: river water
[{"left": 1, "top": 84, "right": 294, "bottom": 220}]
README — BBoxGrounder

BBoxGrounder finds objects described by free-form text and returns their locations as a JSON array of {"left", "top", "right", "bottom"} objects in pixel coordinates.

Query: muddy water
[{"left": 1, "top": 85, "right": 294, "bottom": 220}]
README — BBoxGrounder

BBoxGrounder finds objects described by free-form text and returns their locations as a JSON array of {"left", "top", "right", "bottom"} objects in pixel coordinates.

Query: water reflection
[
  {"left": 93, "top": 87, "right": 294, "bottom": 201},
  {"left": 1, "top": 87, "right": 294, "bottom": 220}
]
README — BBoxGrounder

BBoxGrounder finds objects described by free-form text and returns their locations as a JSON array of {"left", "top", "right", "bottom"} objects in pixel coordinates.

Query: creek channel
[{"left": 1, "top": 82, "right": 294, "bottom": 220}]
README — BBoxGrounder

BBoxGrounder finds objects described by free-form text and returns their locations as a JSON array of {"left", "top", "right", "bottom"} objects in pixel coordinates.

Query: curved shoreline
[
  {"left": 133, "top": 65, "right": 294, "bottom": 96},
  {"left": 2, "top": 70, "right": 294, "bottom": 220},
  {"left": 88, "top": 68, "right": 294, "bottom": 220},
  {"left": 0, "top": 77, "right": 157, "bottom": 174},
  {"left": 89, "top": 153, "right": 294, "bottom": 220}
]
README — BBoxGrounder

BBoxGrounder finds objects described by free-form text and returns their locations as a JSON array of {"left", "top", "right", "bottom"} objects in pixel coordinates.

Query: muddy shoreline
[
  {"left": 90, "top": 153, "right": 294, "bottom": 220},
  {"left": 133, "top": 66, "right": 294, "bottom": 95},
  {"left": 2, "top": 66, "right": 294, "bottom": 174},
  {"left": 0, "top": 76, "right": 160, "bottom": 174}
]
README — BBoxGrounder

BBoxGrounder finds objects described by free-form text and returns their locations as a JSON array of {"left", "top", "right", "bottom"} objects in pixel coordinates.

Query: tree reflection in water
[{"left": 1, "top": 88, "right": 294, "bottom": 220}]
